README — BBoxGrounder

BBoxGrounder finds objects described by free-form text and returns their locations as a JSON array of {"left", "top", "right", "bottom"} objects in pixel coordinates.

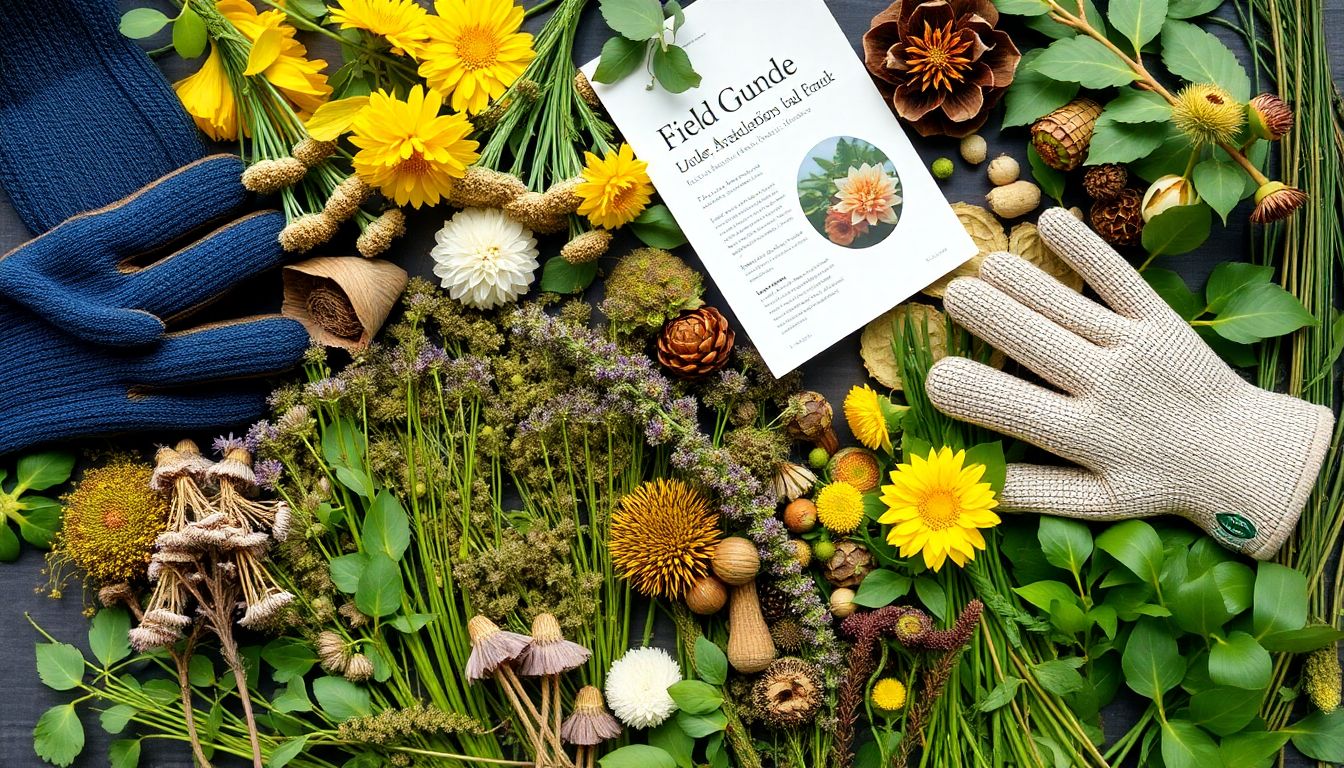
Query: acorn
[
  {"left": 1031, "top": 98, "right": 1103, "bottom": 171},
  {"left": 1089, "top": 189, "right": 1144, "bottom": 246},
  {"left": 783, "top": 498, "right": 818, "bottom": 534}
]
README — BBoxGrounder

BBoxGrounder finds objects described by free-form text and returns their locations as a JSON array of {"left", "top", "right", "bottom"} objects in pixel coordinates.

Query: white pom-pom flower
[
  {"left": 604, "top": 646, "right": 682, "bottom": 729},
  {"left": 431, "top": 207, "right": 540, "bottom": 309}
]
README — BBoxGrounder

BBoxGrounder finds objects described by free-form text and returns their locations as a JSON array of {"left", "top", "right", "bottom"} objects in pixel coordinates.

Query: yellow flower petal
[{"left": 305, "top": 96, "right": 371, "bottom": 141}]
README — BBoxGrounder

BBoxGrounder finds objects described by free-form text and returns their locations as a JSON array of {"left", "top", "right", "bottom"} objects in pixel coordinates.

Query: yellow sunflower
[
  {"left": 417, "top": 0, "right": 536, "bottom": 115},
  {"left": 349, "top": 86, "right": 479, "bottom": 208},
  {"left": 815, "top": 481, "right": 866, "bottom": 535},
  {"left": 576, "top": 144, "right": 654, "bottom": 229},
  {"left": 329, "top": 0, "right": 431, "bottom": 57},
  {"left": 878, "top": 447, "right": 999, "bottom": 572},
  {"left": 175, "top": 44, "right": 237, "bottom": 141},
  {"left": 844, "top": 384, "right": 895, "bottom": 453}
]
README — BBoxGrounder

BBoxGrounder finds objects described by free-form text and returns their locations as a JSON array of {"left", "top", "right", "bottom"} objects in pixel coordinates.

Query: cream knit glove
[{"left": 924, "top": 208, "right": 1334, "bottom": 559}]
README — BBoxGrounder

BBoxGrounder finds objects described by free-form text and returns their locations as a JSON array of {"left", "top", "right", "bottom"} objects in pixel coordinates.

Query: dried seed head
[
  {"left": 317, "top": 631, "right": 348, "bottom": 672},
  {"left": 541, "top": 177, "right": 583, "bottom": 218},
  {"left": 242, "top": 158, "right": 307, "bottom": 194},
  {"left": 344, "top": 653, "right": 375, "bottom": 682},
  {"left": 1248, "top": 93, "right": 1293, "bottom": 141},
  {"left": 574, "top": 71, "right": 600, "bottom": 108},
  {"left": 339, "top": 601, "right": 369, "bottom": 628},
  {"left": 1251, "top": 181, "right": 1308, "bottom": 223},
  {"left": 560, "top": 229, "right": 612, "bottom": 265},
  {"left": 280, "top": 213, "right": 339, "bottom": 253},
  {"left": 445, "top": 166, "right": 528, "bottom": 209},
  {"left": 324, "top": 175, "right": 372, "bottom": 222},
  {"left": 292, "top": 138, "right": 339, "bottom": 167},
  {"left": 356, "top": 209, "right": 407, "bottom": 258},
  {"left": 1172, "top": 83, "right": 1246, "bottom": 147}
]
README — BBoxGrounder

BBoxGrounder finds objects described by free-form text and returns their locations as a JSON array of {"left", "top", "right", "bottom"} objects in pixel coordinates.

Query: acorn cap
[{"left": 282, "top": 257, "right": 409, "bottom": 352}]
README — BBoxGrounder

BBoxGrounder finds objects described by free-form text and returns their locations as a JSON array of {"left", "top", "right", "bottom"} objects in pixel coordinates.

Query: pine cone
[
  {"left": 1089, "top": 189, "right": 1144, "bottom": 246},
  {"left": 759, "top": 583, "right": 796, "bottom": 623},
  {"left": 1031, "top": 98, "right": 1103, "bottom": 171},
  {"left": 823, "top": 541, "right": 873, "bottom": 588},
  {"left": 656, "top": 307, "right": 735, "bottom": 379},
  {"left": 1082, "top": 164, "right": 1128, "bottom": 201}
]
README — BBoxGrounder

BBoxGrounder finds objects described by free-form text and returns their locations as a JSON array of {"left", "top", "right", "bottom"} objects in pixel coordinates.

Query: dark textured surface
[{"left": 0, "top": 1, "right": 1341, "bottom": 766}]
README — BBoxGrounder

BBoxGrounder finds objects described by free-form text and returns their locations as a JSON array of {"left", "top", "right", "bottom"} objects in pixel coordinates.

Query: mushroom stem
[
  {"left": 493, "top": 669, "right": 547, "bottom": 762},
  {"left": 551, "top": 675, "right": 564, "bottom": 764},
  {"left": 498, "top": 666, "right": 572, "bottom": 766},
  {"left": 537, "top": 676, "right": 551, "bottom": 768}
]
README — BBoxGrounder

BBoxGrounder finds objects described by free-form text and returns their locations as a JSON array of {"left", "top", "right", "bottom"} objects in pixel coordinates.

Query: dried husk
[
  {"left": 282, "top": 257, "right": 408, "bottom": 351},
  {"left": 922, "top": 203, "right": 1007, "bottom": 298}
]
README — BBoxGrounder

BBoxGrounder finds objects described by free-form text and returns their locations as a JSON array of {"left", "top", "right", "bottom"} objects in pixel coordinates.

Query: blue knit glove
[{"left": 0, "top": 156, "right": 290, "bottom": 347}]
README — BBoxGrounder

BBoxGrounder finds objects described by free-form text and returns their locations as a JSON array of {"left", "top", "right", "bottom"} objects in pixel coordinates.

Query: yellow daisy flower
[
  {"left": 418, "top": 0, "right": 536, "bottom": 115},
  {"left": 219, "top": 0, "right": 331, "bottom": 116},
  {"left": 576, "top": 144, "right": 654, "bottom": 229},
  {"left": 871, "top": 678, "right": 907, "bottom": 713},
  {"left": 328, "top": 0, "right": 431, "bottom": 57},
  {"left": 879, "top": 447, "right": 1000, "bottom": 572},
  {"left": 349, "top": 86, "right": 479, "bottom": 208},
  {"left": 815, "top": 481, "right": 866, "bottom": 535},
  {"left": 844, "top": 384, "right": 894, "bottom": 453},
  {"left": 175, "top": 44, "right": 237, "bottom": 141}
]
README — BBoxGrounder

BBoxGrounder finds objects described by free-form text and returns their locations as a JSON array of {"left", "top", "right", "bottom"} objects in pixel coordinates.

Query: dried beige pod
[
  {"left": 279, "top": 212, "right": 339, "bottom": 253},
  {"left": 829, "top": 587, "right": 857, "bottom": 619},
  {"left": 282, "top": 257, "right": 409, "bottom": 351},
  {"left": 685, "top": 574, "right": 728, "bottom": 615},
  {"left": 987, "top": 155, "right": 1020, "bottom": 186},
  {"left": 959, "top": 134, "right": 987, "bottom": 165},
  {"left": 561, "top": 229, "right": 613, "bottom": 265},
  {"left": 921, "top": 203, "right": 1006, "bottom": 298},
  {"left": 1008, "top": 222, "right": 1083, "bottom": 292},
  {"left": 242, "top": 158, "right": 307, "bottom": 194},
  {"left": 1068, "top": 206, "right": 1085, "bottom": 220},
  {"left": 292, "top": 138, "right": 338, "bottom": 167},
  {"left": 574, "top": 71, "right": 600, "bottom": 108},
  {"left": 986, "top": 180, "right": 1042, "bottom": 219},
  {"left": 356, "top": 209, "right": 407, "bottom": 258}
]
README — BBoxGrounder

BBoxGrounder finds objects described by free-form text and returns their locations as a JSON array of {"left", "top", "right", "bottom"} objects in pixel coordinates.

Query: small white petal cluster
[
  {"left": 431, "top": 207, "right": 540, "bottom": 310},
  {"left": 604, "top": 646, "right": 682, "bottom": 729}
]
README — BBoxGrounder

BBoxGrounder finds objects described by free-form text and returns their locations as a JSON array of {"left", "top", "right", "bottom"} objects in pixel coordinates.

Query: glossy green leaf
[
  {"left": 1193, "top": 160, "right": 1245, "bottom": 224},
  {"left": 1026, "top": 143, "right": 1066, "bottom": 205},
  {"left": 676, "top": 708, "right": 727, "bottom": 737},
  {"left": 1003, "top": 50, "right": 1079, "bottom": 128},
  {"left": 1143, "top": 268, "right": 1202, "bottom": 320},
  {"left": 1219, "top": 731, "right": 1290, "bottom": 768},
  {"left": 593, "top": 35, "right": 646, "bottom": 84},
  {"left": 363, "top": 492, "right": 410, "bottom": 560},
  {"left": 1259, "top": 625, "right": 1344, "bottom": 653},
  {"left": 1189, "top": 686, "right": 1261, "bottom": 735},
  {"left": 694, "top": 636, "right": 728, "bottom": 686},
  {"left": 312, "top": 676, "right": 371, "bottom": 722},
  {"left": 1103, "top": 89, "right": 1171, "bottom": 124},
  {"left": 1032, "top": 36, "right": 1138, "bottom": 88},
  {"left": 1209, "top": 631, "right": 1272, "bottom": 690},
  {"left": 1024, "top": 0, "right": 1107, "bottom": 39},
  {"left": 853, "top": 569, "right": 912, "bottom": 608},
  {"left": 89, "top": 608, "right": 131, "bottom": 668},
  {"left": 329, "top": 553, "right": 367, "bottom": 594},
  {"left": 600, "top": 745, "right": 677, "bottom": 768},
  {"left": 652, "top": 44, "right": 701, "bottom": 94},
  {"left": 1161, "top": 719, "right": 1224, "bottom": 768},
  {"left": 1142, "top": 203, "right": 1212, "bottom": 258},
  {"left": 648, "top": 720, "right": 694, "bottom": 768},
  {"left": 1087, "top": 117, "right": 1166, "bottom": 165},
  {"left": 1122, "top": 618, "right": 1184, "bottom": 699},
  {"left": 1130, "top": 123, "right": 1197, "bottom": 182},
  {"left": 994, "top": 0, "right": 1052, "bottom": 13},
  {"left": 1160, "top": 20, "right": 1252, "bottom": 100},
  {"left": 1107, "top": 0, "right": 1168, "bottom": 52},
  {"left": 1205, "top": 262, "right": 1273, "bottom": 314},
  {"left": 119, "top": 8, "right": 170, "bottom": 38},
  {"left": 667, "top": 680, "right": 722, "bottom": 714},
  {"left": 1097, "top": 520, "right": 1164, "bottom": 590},
  {"left": 0, "top": 521, "right": 19, "bottom": 562},
  {"left": 15, "top": 451, "right": 75, "bottom": 491},
  {"left": 1211, "top": 560, "right": 1254, "bottom": 615},
  {"left": 1253, "top": 562, "right": 1308, "bottom": 637},
  {"left": 1033, "top": 657, "right": 1087, "bottom": 696},
  {"left": 173, "top": 7, "right": 207, "bottom": 58},
  {"left": 1206, "top": 281, "right": 1316, "bottom": 344},
  {"left": 267, "top": 735, "right": 309, "bottom": 768},
  {"left": 18, "top": 495, "right": 62, "bottom": 548},
  {"left": 599, "top": 0, "right": 664, "bottom": 40},
  {"left": 1172, "top": 569, "right": 1233, "bottom": 635},
  {"left": 631, "top": 205, "right": 688, "bottom": 249},
  {"left": 355, "top": 553, "right": 403, "bottom": 618},
  {"left": 915, "top": 577, "right": 947, "bottom": 621},
  {"left": 37, "top": 642, "right": 86, "bottom": 691},
  {"left": 540, "top": 256, "right": 599, "bottom": 294},
  {"left": 1167, "top": 0, "right": 1223, "bottom": 17},
  {"left": 1014, "top": 580, "right": 1080, "bottom": 613},
  {"left": 1287, "top": 710, "right": 1344, "bottom": 761},
  {"left": 99, "top": 704, "right": 136, "bottom": 734},
  {"left": 34, "top": 703, "right": 85, "bottom": 767},
  {"left": 1037, "top": 517, "right": 1093, "bottom": 575}
]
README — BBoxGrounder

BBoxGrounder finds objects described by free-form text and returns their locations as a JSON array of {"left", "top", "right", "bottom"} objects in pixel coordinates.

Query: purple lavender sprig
[{"left": 509, "top": 305, "right": 842, "bottom": 676}]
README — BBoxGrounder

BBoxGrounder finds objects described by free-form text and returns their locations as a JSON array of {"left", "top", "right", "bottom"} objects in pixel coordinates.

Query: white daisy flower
[
  {"left": 431, "top": 207, "right": 540, "bottom": 309},
  {"left": 604, "top": 646, "right": 682, "bottom": 729}
]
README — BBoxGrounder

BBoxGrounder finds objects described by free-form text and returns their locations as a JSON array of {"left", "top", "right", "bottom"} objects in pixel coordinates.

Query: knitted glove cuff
[{"left": 1245, "top": 398, "right": 1335, "bottom": 559}]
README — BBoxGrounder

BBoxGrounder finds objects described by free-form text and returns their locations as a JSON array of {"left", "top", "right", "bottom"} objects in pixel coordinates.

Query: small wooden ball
[
  {"left": 783, "top": 498, "right": 818, "bottom": 534},
  {"left": 685, "top": 575, "right": 728, "bottom": 615},
  {"left": 712, "top": 537, "right": 761, "bottom": 585},
  {"left": 830, "top": 588, "right": 857, "bottom": 619}
]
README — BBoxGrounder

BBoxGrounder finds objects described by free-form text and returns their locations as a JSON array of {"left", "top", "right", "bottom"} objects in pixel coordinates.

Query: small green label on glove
[{"left": 1216, "top": 513, "right": 1257, "bottom": 540}]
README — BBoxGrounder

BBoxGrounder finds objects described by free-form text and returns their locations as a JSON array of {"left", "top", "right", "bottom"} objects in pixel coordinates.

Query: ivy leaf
[
  {"left": 15, "top": 451, "right": 75, "bottom": 492},
  {"left": 599, "top": 0, "right": 666, "bottom": 41},
  {"left": 1143, "top": 268, "right": 1202, "bottom": 321},
  {"left": 1161, "top": 719, "right": 1224, "bottom": 768},
  {"left": 1161, "top": 20, "right": 1252, "bottom": 101},
  {"left": 172, "top": 7, "right": 208, "bottom": 59},
  {"left": 1167, "top": 0, "right": 1224, "bottom": 17},
  {"left": 652, "top": 44, "right": 701, "bottom": 94},
  {"left": 1103, "top": 89, "right": 1171, "bottom": 124},
  {"left": 631, "top": 205, "right": 688, "bottom": 249},
  {"left": 852, "top": 569, "right": 913, "bottom": 608},
  {"left": 1193, "top": 159, "right": 1245, "bottom": 224},
  {"left": 1107, "top": 0, "right": 1168, "bottom": 52},
  {"left": 312, "top": 676, "right": 372, "bottom": 722},
  {"left": 593, "top": 36, "right": 647, "bottom": 84},
  {"left": 1206, "top": 282, "right": 1316, "bottom": 344},
  {"left": 1031, "top": 36, "right": 1138, "bottom": 89},
  {"left": 1204, "top": 262, "right": 1273, "bottom": 314},
  {"left": 1142, "top": 204, "right": 1212, "bottom": 258},
  {"left": 1086, "top": 117, "right": 1166, "bottom": 165},
  {"left": 1002, "top": 50, "right": 1079, "bottom": 128},
  {"left": 540, "top": 257, "right": 599, "bottom": 294},
  {"left": 36, "top": 642, "right": 86, "bottom": 691},
  {"left": 89, "top": 608, "right": 132, "bottom": 667},
  {"left": 119, "top": 8, "right": 170, "bottom": 38},
  {"left": 34, "top": 703, "right": 85, "bottom": 767}
]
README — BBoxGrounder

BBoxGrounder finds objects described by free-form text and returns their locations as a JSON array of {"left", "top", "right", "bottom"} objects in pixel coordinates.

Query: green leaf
[
  {"left": 1122, "top": 618, "right": 1184, "bottom": 699},
  {"left": 648, "top": 720, "right": 694, "bottom": 768},
  {"left": 853, "top": 569, "right": 913, "bottom": 608},
  {"left": 15, "top": 451, "right": 75, "bottom": 491},
  {"left": 1253, "top": 562, "right": 1308, "bottom": 637},
  {"left": 694, "top": 636, "right": 728, "bottom": 686},
  {"left": 1208, "top": 631, "right": 1272, "bottom": 690},
  {"left": 1206, "top": 281, "right": 1316, "bottom": 344},
  {"left": 1172, "top": 569, "right": 1234, "bottom": 635},
  {"left": 914, "top": 578, "right": 947, "bottom": 621},
  {"left": 18, "top": 495, "right": 62, "bottom": 548},
  {"left": 1167, "top": 0, "right": 1223, "bottom": 17},
  {"left": 329, "top": 553, "right": 367, "bottom": 594},
  {"left": 667, "top": 680, "right": 722, "bottom": 715},
  {"left": 1024, "top": 0, "right": 1107, "bottom": 38},
  {"left": 631, "top": 205, "right": 688, "bottom": 249},
  {"left": 312, "top": 676, "right": 371, "bottom": 721},
  {"left": 1199, "top": 326, "right": 1257, "bottom": 368},
  {"left": 37, "top": 642, "right": 86, "bottom": 691},
  {"left": 321, "top": 417, "right": 366, "bottom": 467},
  {"left": 99, "top": 704, "right": 136, "bottom": 734},
  {"left": 1014, "top": 580, "right": 1080, "bottom": 613},
  {"left": 355, "top": 553, "right": 403, "bottom": 618},
  {"left": 0, "top": 521, "right": 19, "bottom": 562},
  {"left": 1143, "top": 268, "right": 1202, "bottom": 320},
  {"left": 363, "top": 492, "right": 410, "bottom": 560},
  {"left": 188, "top": 654, "right": 214, "bottom": 687},
  {"left": 1161, "top": 719, "right": 1224, "bottom": 768},
  {"left": 1087, "top": 117, "right": 1166, "bottom": 165},
  {"left": 1259, "top": 624, "right": 1344, "bottom": 653},
  {"left": 979, "top": 677, "right": 1023, "bottom": 711},
  {"left": 389, "top": 613, "right": 435, "bottom": 633},
  {"left": 34, "top": 703, "right": 85, "bottom": 767},
  {"left": 119, "top": 8, "right": 170, "bottom": 38},
  {"left": 272, "top": 677, "right": 314, "bottom": 713},
  {"left": 540, "top": 256, "right": 599, "bottom": 294},
  {"left": 1032, "top": 36, "right": 1138, "bottom": 89},
  {"left": 676, "top": 708, "right": 727, "bottom": 738},
  {"left": 1097, "top": 520, "right": 1164, "bottom": 590},
  {"left": 1103, "top": 89, "right": 1172, "bottom": 124},
  {"left": 1219, "top": 731, "right": 1290, "bottom": 768},
  {"left": 89, "top": 608, "right": 132, "bottom": 667},
  {"left": 599, "top": 0, "right": 665, "bottom": 40},
  {"left": 1038, "top": 517, "right": 1093, "bottom": 576},
  {"left": 652, "top": 44, "right": 701, "bottom": 94},
  {"left": 1032, "top": 657, "right": 1087, "bottom": 696},
  {"left": 1003, "top": 50, "right": 1080, "bottom": 128},
  {"left": 1026, "top": 143, "right": 1066, "bottom": 205},
  {"left": 1160, "top": 20, "right": 1252, "bottom": 101},
  {"left": 1142, "top": 203, "right": 1212, "bottom": 258},
  {"left": 173, "top": 7, "right": 207, "bottom": 58},
  {"left": 1211, "top": 560, "right": 1254, "bottom": 615},
  {"left": 334, "top": 466, "right": 374, "bottom": 498},
  {"left": 1205, "top": 262, "right": 1273, "bottom": 314},
  {"left": 1287, "top": 710, "right": 1344, "bottom": 761},
  {"left": 664, "top": 0, "right": 685, "bottom": 30},
  {"left": 963, "top": 441, "right": 1006, "bottom": 493},
  {"left": 1193, "top": 160, "right": 1245, "bottom": 224},
  {"left": 593, "top": 35, "right": 646, "bottom": 84},
  {"left": 110, "top": 738, "right": 140, "bottom": 768},
  {"left": 267, "top": 735, "right": 310, "bottom": 768},
  {"left": 600, "top": 745, "right": 677, "bottom": 768},
  {"left": 263, "top": 638, "right": 318, "bottom": 683},
  {"left": 994, "top": 0, "right": 1052, "bottom": 13},
  {"left": 1130, "top": 123, "right": 1197, "bottom": 182},
  {"left": 1108, "top": 0, "right": 1168, "bottom": 52},
  {"left": 1189, "top": 686, "right": 1262, "bottom": 735}
]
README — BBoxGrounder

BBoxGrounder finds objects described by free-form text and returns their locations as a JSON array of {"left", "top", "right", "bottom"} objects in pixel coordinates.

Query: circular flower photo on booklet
[{"left": 797, "top": 136, "right": 903, "bottom": 249}]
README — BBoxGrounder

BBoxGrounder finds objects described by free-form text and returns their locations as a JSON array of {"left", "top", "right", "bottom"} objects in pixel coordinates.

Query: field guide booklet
[{"left": 581, "top": 0, "right": 976, "bottom": 376}]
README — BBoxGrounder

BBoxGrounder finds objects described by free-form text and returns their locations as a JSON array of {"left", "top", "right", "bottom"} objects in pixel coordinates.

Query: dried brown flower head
[
  {"left": 753, "top": 657, "right": 824, "bottom": 727},
  {"left": 1248, "top": 93, "right": 1293, "bottom": 141},
  {"left": 1251, "top": 181, "right": 1308, "bottom": 223},
  {"left": 609, "top": 479, "right": 721, "bottom": 599}
]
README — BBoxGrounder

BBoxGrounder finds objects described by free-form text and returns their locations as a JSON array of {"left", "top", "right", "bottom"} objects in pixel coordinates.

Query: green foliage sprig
[
  {"left": 593, "top": 0, "right": 700, "bottom": 93},
  {"left": 0, "top": 451, "right": 73, "bottom": 561}
]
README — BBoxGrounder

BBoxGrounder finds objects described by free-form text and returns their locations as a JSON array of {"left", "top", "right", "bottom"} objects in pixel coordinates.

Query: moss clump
[{"left": 600, "top": 248, "right": 703, "bottom": 334}]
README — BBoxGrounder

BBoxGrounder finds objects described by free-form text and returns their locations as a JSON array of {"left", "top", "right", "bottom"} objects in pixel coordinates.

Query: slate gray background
[{"left": 1, "top": 0, "right": 1341, "bottom": 765}]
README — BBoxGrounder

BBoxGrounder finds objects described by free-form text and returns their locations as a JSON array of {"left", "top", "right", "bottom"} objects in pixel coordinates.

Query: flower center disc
[
  {"left": 919, "top": 490, "right": 960, "bottom": 530},
  {"left": 457, "top": 26, "right": 500, "bottom": 70},
  {"left": 904, "top": 20, "right": 972, "bottom": 92},
  {"left": 400, "top": 151, "right": 429, "bottom": 176}
]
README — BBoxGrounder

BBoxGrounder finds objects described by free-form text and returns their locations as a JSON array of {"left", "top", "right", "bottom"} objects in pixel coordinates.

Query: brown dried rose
[{"left": 862, "top": 0, "right": 1021, "bottom": 138}]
